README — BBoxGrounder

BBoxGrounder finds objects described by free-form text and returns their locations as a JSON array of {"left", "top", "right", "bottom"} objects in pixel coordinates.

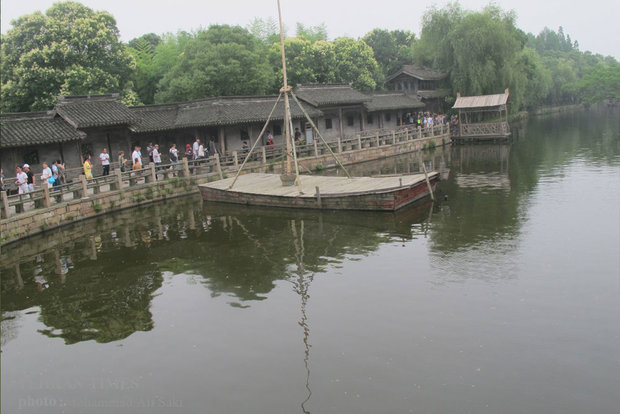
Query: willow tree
[{"left": 1, "top": 1, "right": 136, "bottom": 112}]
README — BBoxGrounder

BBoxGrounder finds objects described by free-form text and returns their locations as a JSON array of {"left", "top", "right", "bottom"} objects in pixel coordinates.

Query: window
[
  {"left": 273, "top": 123, "right": 282, "bottom": 136},
  {"left": 385, "top": 113, "right": 391, "bottom": 122},
  {"left": 325, "top": 118, "right": 333, "bottom": 129},
  {"left": 23, "top": 150, "right": 40, "bottom": 166},
  {"left": 366, "top": 114, "right": 373, "bottom": 124},
  {"left": 347, "top": 115, "right": 354, "bottom": 126}
]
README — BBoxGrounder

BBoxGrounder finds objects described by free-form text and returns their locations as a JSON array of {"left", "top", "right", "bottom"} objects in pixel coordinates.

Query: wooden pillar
[
  {"left": 248, "top": 125, "right": 254, "bottom": 147},
  {"left": 338, "top": 108, "right": 344, "bottom": 141},
  {"left": 215, "top": 153, "right": 223, "bottom": 180},
  {"left": 80, "top": 175, "right": 88, "bottom": 198},
  {"left": 261, "top": 147, "right": 267, "bottom": 164},
  {"left": 149, "top": 162, "right": 156, "bottom": 183},
  {"left": 42, "top": 182, "right": 51, "bottom": 208},
  {"left": 357, "top": 134, "right": 362, "bottom": 149},
  {"left": 376, "top": 132, "right": 380, "bottom": 147},
  {"left": 114, "top": 168, "right": 124, "bottom": 192},
  {"left": 360, "top": 109, "right": 366, "bottom": 132},
  {"left": 218, "top": 127, "right": 226, "bottom": 154},
  {"left": 337, "top": 136, "right": 342, "bottom": 153},
  {"left": 182, "top": 157, "right": 190, "bottom": 177},
  {"left": 313, "top": 138, "right": 319, "bottom": 158},
  {"left": 1, "top": 191, "right": 9, "bottom": 218},
  {"left": 233, "top": 151, "right": 238, "bottom": 167}
]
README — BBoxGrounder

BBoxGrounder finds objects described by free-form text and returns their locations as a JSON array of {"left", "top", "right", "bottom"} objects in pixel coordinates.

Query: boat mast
[{"left": 277, "top": 0, "right": 293, "bottom": 176}]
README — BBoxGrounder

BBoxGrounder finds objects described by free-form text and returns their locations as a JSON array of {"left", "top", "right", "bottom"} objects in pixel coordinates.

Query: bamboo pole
[{"left": 277, "top": 0, "right": 292, "bottom": 177}]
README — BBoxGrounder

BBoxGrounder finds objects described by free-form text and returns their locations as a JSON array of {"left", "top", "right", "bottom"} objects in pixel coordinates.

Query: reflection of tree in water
[{"left": 1, "top": 196, "right": 432, "bottom": 345}]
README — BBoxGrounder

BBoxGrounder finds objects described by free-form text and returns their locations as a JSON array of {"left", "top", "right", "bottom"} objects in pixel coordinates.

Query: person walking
[
  {"left": 23, "top": 164, "right": 35, "bottom": 191},
  {"left": 83, "top": 155, "right": 93, "bottom": 180},
  {"left": 118, "top": 151, "right": 128, "bottom": 172},
  {"left": 40, "top": 162, "right": 53, "bottom": 185},
  {"left": 15, "top": 166, "right": 29, "bottom": 194},
  {"left": 99, "top": 148, "right": 111, "bottom": 176},
  {"left": 193, "top": 138, "right": 201, "bottom": 160}
]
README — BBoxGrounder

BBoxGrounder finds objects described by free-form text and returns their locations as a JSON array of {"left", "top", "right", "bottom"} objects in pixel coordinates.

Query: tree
[
  {"left": 565, "top": 63, "right": 620, "bottom": 105},
  {"left": 363, "top": 28, "right": 415, "bottom": 79},
  {"left": 154, "top": 25, "right": 275, "bottom": 103},
  {"left": 331, "top": 37, "right": 382, "bottom": 91},
  {"left": 296, "top": 23, "right": 328, "bottom": 43},
  {"left": 1, "top": 1, "right": 135, "bottom": 112}
]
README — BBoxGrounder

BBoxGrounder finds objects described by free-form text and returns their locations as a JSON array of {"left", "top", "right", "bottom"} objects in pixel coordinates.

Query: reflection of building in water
[
  {"left": 451, "top": 144, "right": 511, "bottom": 190},
  {"left": 1, "top": 195, "right": 432, "bottom": 346}
]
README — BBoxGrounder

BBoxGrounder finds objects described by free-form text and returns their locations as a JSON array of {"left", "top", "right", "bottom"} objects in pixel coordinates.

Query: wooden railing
[
  {"left": 458, "top": 122, "right": 510, "bottom": 137},
  {"left": 1, "top": 125, "right": 450, "bottom": 219}
]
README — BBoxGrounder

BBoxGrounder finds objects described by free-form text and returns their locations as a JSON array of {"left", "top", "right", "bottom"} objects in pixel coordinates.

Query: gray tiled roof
[
  {"left": 129, "top": 104, "right": 180, "bottom": 133},
  {"left": 0, "top": 111, "right": 85, "bottom": 149},
  {"left": 130, "top": 96, "right": 323, "bottom": 132},
  {"left": 364, "top": 92, "right": 425, "bottom": 112},
  {"left": 55, "top": 94, "right": 135, "bottom": 129},
  {"left": 386, "top": 65, "right": 448, "bottom": 82},
  {"left": 294, "top": 84, "right": 370, "bottom": 107},
  {"left": 418, "top": 89, "right": 452, "bottom": 99}
]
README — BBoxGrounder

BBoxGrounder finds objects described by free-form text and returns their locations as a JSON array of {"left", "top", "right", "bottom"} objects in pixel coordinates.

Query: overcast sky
[{"left": 2, "top": 0, "right": 618, "bottom": 59}]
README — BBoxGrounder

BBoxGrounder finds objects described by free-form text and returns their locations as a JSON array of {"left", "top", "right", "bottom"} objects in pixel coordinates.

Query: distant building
[{"left": 385, "top": 65, "right": 451, "bottom": 113}]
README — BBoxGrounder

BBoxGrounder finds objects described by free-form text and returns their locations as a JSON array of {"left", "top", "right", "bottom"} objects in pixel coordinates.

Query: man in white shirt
[
  {"left": 99, "top": 148, "right": 111, "bottom": 175},
  {"left": 131, "top": 146, "right": 142, "bottom": 169},
  {"left": 15, "top": 166, "right": 29, "bottom": 194},
  {"left": 40, "top": 162, "right": 53, "bottom": 184},
  {"left": 193, "top": 138, "right": 200, "bottom": 160}
]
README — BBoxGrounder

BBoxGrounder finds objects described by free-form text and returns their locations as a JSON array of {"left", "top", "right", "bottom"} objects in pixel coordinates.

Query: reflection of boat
[
  {"left": 199, "top": 172, "right": 438, "bottom": 211},
  {"left": 199, "top": 0, "right": 438, "bottom": 212}
]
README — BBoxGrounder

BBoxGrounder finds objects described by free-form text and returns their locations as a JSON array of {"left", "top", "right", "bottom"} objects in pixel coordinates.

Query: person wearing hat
[
  {"left": 184, "top": 144, "right": 193, "bottom": 159},
  {"left": 23, "top": 164, "right": 35, "bottom": 191}
]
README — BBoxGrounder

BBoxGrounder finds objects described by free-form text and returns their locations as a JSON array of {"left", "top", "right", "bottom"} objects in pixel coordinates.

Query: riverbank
[{"left": 1, "top": 129, "right": 449, "bottom": 247}]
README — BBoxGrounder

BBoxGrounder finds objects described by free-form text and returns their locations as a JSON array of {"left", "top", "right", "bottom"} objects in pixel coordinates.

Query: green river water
[{"left": 1, "top": 107, "right": 619, "bottom": 413}]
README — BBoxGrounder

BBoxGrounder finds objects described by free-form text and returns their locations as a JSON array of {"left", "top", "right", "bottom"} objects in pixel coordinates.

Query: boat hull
[{"left": 199, "top": 173, "right": 439, "bottom": 212}]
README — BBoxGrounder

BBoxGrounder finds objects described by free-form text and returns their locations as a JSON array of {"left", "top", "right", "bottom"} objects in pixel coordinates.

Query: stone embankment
[{"left": 1, "top": 125, "right": 449, "bottom": 247}]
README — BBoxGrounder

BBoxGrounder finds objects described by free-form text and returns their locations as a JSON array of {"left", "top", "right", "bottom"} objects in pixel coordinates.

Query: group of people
[
  {"left": 10, "top": 161, "right": 66, "bottom": 194},
  {"left": 403, "top": 111, "right": 453, "bottom": 129},
  {"left": 80, "top": 138, "right": 220, "bottom": 180}
]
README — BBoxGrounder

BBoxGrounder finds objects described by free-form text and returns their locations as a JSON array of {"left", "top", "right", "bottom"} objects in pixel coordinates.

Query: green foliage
[
  {"left": 246, "top": 17, "right": 280, "bottom": 44},
  {"left": 565, "top": 63, "right": 620, "bottom": 104},
  {"left": 363, "top": 28, "right": 415, "bottom": 79},
  {"left": 296, "top": 23, "right": 328, "bottom": 43},
  {"left": 154, "top": 25, "right": 275, "bottom": 102},
  {"left": 315, "top": 163, "right": 323, "bottom": 171},
  {"left": 412, "top": 3, "right": 617, "bottom": 111},
  {"left": 1, "top": 1, "right": 136, "bottom": 112}
]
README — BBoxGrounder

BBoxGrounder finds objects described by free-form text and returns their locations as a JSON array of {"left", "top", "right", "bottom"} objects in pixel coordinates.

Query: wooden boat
[
  {"left": 199, "top": 0, "right": 439, "bottom": 212},
  {"left": 199, "top": 172, "right": 438, "bottom": 211}
]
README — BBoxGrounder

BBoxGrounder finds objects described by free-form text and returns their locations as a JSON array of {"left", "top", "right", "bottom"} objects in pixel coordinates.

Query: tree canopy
[
  {"left": 1, "top": 1, "right": 136, "bottom": 112},
  {"left": 2, "top": 1, "right": 618, "bottom": 113}
]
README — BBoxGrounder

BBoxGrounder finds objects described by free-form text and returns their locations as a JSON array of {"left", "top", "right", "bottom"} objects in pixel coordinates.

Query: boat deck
[{"left": 202, "top": 173, "right": 432, "bottom": 197}]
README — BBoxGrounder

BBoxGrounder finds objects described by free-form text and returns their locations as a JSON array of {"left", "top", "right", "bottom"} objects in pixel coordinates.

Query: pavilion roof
[{"left": 452, "top": 90, "right": 510, "bottom": 109}]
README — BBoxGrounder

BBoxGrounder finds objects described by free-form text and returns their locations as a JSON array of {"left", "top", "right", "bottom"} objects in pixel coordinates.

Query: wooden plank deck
[{"left": 202, "top": 173, "right": 431, "bottom": 198}]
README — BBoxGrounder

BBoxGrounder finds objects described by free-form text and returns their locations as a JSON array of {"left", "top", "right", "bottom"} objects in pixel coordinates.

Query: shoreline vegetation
[{"left": 1, "top": 1, "right": 618, "bottom": 115}]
